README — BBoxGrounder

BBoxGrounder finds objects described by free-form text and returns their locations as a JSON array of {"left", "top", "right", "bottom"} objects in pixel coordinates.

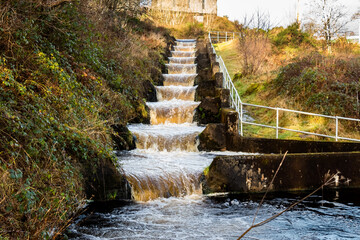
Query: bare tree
[
  {"left": 241, "top": 10, "right": 273, "bottom": 31},
  {"left": 236, "top": 10, "right": 272, "bottom": 76},
  {"left": 305, "top": 0, "right": 351, "bottom": 52}
]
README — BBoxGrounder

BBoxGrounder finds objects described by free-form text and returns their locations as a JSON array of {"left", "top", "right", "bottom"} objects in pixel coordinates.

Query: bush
[
  {"left": 237, "top": 30, "right": 271, "bottom": 76},
  {"left": 272, "top": 53, "right": 360, "bottom": 117},
  {"left": 272, "top": 22, "right": 314, "bottom": 48}
]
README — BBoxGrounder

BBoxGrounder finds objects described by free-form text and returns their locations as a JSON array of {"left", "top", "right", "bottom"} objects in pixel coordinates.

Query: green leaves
[{"left": 9, "top": 169, "right": 23, "bottom": 180}]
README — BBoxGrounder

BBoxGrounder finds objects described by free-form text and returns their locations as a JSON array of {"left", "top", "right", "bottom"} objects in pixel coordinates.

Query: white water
[
  {"left": 69, "top": 193, "right": 360, "bottom": 239},
  {"left": 124, "top": 39, "right": 205, "bottom": 201},
  {"left": 166, "top": 64, "right": 197, "bottom": 74},
  {"left": 169, "top": 57, "right": 196, "bottom": 64},
  {"left": 156, "top": 86, "right": 197, "bottom": 101},
  {"left": 163, "top": 74, "right": 196, "bottom": 86},
  {"left": 128, "top": 124, "right": 204, "bottom": 152}
]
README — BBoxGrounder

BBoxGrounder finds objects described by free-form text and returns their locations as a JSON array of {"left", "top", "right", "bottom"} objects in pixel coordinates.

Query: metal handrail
[
  {"left": 209, "top": 31, "right": 241, "bottom": 42},
  {"left": 208, "top": 32, "right": 360, "bottom": 142}
]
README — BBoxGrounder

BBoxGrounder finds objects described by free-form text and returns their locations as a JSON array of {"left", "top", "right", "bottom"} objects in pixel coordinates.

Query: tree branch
[{"left": 237, "top": 171, "right": 340, "bottom": 239}]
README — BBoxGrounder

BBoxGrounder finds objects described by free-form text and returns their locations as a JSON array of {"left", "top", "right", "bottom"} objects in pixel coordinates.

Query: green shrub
[
  {"left": 272, "top": 53, "right": 360, "bottom": 118},
  {"left": 273, "top": 22, "right": 314, "bottom": 48}
]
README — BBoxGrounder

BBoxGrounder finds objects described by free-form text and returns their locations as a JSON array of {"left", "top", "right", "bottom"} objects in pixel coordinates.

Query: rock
[
  {"left": 198, "top": 123, "right": 226, "bottom": 151},
  {"left": 129, "top": 103, "right": 151, "bottom": 124},
  {"left": 204, "top": 155, "right": 266, "bottom": 193},
  {"left": 214, "top": 72, "right": 224, "bottom": 88},
  {"left": 221, "top": 108, "right": 239, "bottom": 134},
  {"left": 212, "top": 62, "right": 220, "bottom": 75},
  {"left": 209, "top": 53, "right": 217, "bottom": 65},
  {"left": 195, "top": 40, "right": 213, "bottom": 99},
  {"left": 83, "top": 157, "right": 132, "bottom": 200},
  {"left": 150, "top": 66, "right": 164, "bottom": 87},
  {"left": 197, "top": 59, "right": 211, "bottom": 70},
  {"left": 196, "top": 80, "right": 216, "bottom": 100},
  {"left": 143, "top": 80, "right": 157, "bottom": 102},
  {"left": 111, "top": 124, "right": 136, "bottom": 151},
  {"left": 196, "top": 97, "right": 221, "bottom": 124},
  {"left": 216, "top": 88, "right": 230, "bottom": 108}
]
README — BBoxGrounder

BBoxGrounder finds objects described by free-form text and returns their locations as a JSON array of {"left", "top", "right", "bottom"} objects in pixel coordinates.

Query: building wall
[{"left": 151, "top": 0, "right": 217, "bottom": 15}]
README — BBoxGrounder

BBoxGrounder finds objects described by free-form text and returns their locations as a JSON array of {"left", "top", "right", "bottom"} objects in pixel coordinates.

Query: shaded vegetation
[{"left": 0, "top": 0, "right": 169, "bottom": 238}]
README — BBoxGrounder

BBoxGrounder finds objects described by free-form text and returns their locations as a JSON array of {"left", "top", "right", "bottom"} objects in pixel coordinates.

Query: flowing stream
[{"left": 68, "top": 40, "right": 360, "bottom": 240}]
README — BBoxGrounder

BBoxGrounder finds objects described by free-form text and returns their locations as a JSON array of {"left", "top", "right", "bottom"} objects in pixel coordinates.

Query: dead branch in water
[
  {"left": 237, "top": 151, "right": 340, "bottom": 239},
  {"left": 251, "top": 151, "right": 288, "bottom": 226}
]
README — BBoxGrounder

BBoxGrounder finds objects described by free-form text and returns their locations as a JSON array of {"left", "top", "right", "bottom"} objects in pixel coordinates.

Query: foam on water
[
  {"left": 162, "top": 74, "right": 196, "bottom": 86},
  {"left": 169, "top": 57, "right": 196, "bottom": 64},
  {"left": 147, "top": 100, "right": 200, "bottom": 125},
  {"left": 128, "top": 124, "right": 204, "bottom": 152},
  {"left": 173, "top": 46, "right": 196, "bottom": 52},
  {"left": 171, "top": 51, "right": 196, "bottom": 58},
  {"left": 68, "top": 190, "right": 360, "bottom": 239},
  {"left": 166, "top": 64, "right": 197, "bottom": 74}
]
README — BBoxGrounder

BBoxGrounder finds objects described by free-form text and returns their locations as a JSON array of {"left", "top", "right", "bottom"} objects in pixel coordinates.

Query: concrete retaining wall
[{"left": 204, "top": 152, "right": 360, "bottom": 194}]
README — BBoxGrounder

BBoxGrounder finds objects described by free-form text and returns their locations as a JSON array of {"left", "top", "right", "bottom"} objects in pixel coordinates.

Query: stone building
[{"left": 151, "top": 0, "right": 217, "bottom": 15}]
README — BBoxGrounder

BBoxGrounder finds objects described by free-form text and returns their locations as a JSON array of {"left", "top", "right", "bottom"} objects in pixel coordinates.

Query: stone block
[
  {"left": 214, "top": 72, "right": 224, "bottom": 88},
  {"left": 212, "top": 62, "right": 220, "bottom": 75},
  {"left": 198, "top": 123, "right": 226, "bottom": 151},
  {"left": 215, "top": 88, "right": 230, "bottom": 107}
]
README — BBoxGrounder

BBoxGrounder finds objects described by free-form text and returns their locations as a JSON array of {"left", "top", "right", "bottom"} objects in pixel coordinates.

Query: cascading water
[
  {"left": 156, "top": 86, "right": 197, "bottom": 101},
  {"left": 125, "top": 39, "right": 207, "bottom": 201},
  {"left": 67, "top": 40, "right": 360, "bottom": 240},
  {"left": 162, "top": 74, "right": 196, "bottom": 86}
]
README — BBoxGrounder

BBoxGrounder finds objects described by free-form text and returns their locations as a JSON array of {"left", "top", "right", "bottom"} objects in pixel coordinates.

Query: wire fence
[{"left": 208, "top": 32, "right": 360, "bottom": 142}]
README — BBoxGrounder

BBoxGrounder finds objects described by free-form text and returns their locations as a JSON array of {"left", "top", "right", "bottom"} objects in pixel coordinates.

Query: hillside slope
[
  {"left": 214, "top": 23, "right": 360, "bottom": 139},
  {"left": 0, "top": 1, "right": 170, "bottom": 238}
]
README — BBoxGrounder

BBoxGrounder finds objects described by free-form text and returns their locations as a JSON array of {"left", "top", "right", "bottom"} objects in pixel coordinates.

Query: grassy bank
[
  {"left": 0, "top": 1, "right": 169, "bottom": 238},
  {"left": 214, "top": 23, "right": 360, "bottom": 140}
]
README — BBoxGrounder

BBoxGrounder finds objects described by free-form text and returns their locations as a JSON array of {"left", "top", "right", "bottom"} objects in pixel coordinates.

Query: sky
[{"left": 217, "top": 0, "right": 360, "bottom": 34}]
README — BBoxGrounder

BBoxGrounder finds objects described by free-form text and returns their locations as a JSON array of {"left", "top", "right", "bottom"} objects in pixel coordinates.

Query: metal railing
[
  {"left": 209, "top": 31, "right": 241, "bottom": 43},
  {"left": 208, "top": 32, "right": 360, "bottom": 142},
  {"left": 347, "top": 35, "right": 360, "bottom": 43}
]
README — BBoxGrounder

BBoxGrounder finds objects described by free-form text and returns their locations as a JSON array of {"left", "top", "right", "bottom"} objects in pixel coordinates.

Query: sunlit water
[{"left": 66, "top": 39, "right": 360, "bottom": 239}]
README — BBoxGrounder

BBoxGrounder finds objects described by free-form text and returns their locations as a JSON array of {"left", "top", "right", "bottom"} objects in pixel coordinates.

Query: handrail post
[
  {"left": 276, "top": 108, "right": 279, "bottom": 139},
  {"left": 335, "top": 116, "right": 338, "bottom": 141},
  {"left": 217, "top": 31, "right": 219, "bottom": 42},
  {"left": 233, "top": 32, "right": 235, "bottom": 40},
  {"left": 225, "top": 32, "right": 227, "bottom": 41},
  {"left": 240, "top": 103, "right": 243, "bottom": 136}
]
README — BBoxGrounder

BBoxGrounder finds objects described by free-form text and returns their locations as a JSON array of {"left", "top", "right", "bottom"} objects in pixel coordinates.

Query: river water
[{"left": 67, "top": 40, "right": 360, "bottom": 240}]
